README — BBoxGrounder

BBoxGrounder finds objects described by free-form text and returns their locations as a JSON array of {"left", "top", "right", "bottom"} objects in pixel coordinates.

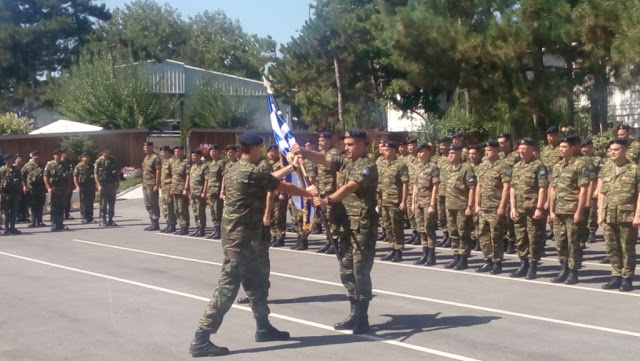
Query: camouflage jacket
[
  {"left": 21, "top": 160, "right": 45, "bottom": 190},
  {"left": 414, "top": 160, "right": 440, "bottom": 208},
  {"left": 445, "top": 162, "right": 476, "bottom": 210},
  {"left": 161, "top": 157, "right": 174, "bottom": 191},
  {"left": 332, "top": 154, "right": 378, "bottom": 224},
  {"left": 74, "top": 163, "right": 95, "bottom": 186},
  {"left": 540, "top": 144, "right": 561, "bottom": 170},
  {"left": 627, "top": 140, "right": 640, "bottom": 164},
  {"left": 403, "top": 154, "right": 418, "bottom": 184},
  {"left": 379, "top": 158, "right": 409, "bottom": 207},
  {"left": 435, "top": 154, "right": 451, "bottom": 195},
  {"left": 44, "top": 160, "right": 70, "bottom": 188},
  {"left": 222, "top": 158, "right": 280, "bottom": 239},
  {"left": 94, "top": 155, "right": 119, "bottom": 183},
  {"left": 223, "top": 159, "right": 238, "bottom": 177},
  {"left": 207, "top": 159, "right": 225, "bottom": 195},
  {"left": 551, "top": 157, "right": 589, "bottom": 214},
  {"left": 499, "top": 151, "right": 519, "bottom": 169},
  {"left": 142, "top": 153, "right": 162, "bottom": 188},
  {"left": 0, "top": 164, "right": 22, "bottom": 195},
  {"left": 477, "top": 159, "right": 511, "bottom": 211},
  {"left": 189, "top": 162, "right": 208, "bottom": 195},
  {"left": 511, "top": 159, "right": 549, "bottom": 212},
  {"left": 589, "top": 155, "right": 604, "bottom": 178},
  {"left": 170, "top": 158, "right": 190, "bottom": 194},
  {"left": 600, "top": 160, "right": 640, "bottom": 223},
  {"left": 317, "top": 148, "right": 341, "bottom": 195}
]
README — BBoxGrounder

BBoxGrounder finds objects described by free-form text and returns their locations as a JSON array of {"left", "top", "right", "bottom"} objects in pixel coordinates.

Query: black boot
[
  {"left": 255, "top": 315, "right": 290, "bottom": 342},
  {"left": 148, "top": 219, "right": 160, "bottom": 231},
  {"left": 411, "top": 231, "right": 420, "bottom": 245},
  {"left": 237, "top": 295, "right": 250, "bottom": 304},
  {"left": 490, "top": 261, "right": 502, "bottom": 275},
  {"left": 334, "top": 298, "right": 357, "bottom": 330},
  {"left": 551, "top": 261, "right": 570, "bottom": 283},
  {"left": 189, "top": 329, "right": 229, "bottom": 357},
  {"left": 2, "top": 222, "right": 9, "bottom": 235},
  {"left": 194, "top": 226, "right": 205, "bottom": 237},
  {"left": 475, "top": 259, "right": 493, "bottom": 273},
  {"left": 295, "top": 235, "right": 308, "bottom": 250},
  {"left": 165, "top": 224, "right": 176, "bottom": 234},
  {"left": 377, "top": 229, "right": 386, "bottom": 241},
  {"left": 444, "top": 254, "right": 460, "bottom": 269},
  {"left": 602, "top": 276, "right": 622, "bottom": 290},
  {"left": 177, "top": 225, "right": 189, "bottom": 235},
  {"left": 620, "top": 277, "right": 633, "bottom": 292},
  {"left": 426, "top": 247, "right": 436, "bottom": 266},
  {"left": 380, "top": 249, "right": 395, "bottom": 261},
  {"left": 325, "top": 244, "right": 336, "bottom": 254},
  {"left": 454, "top": 254, "right": 469, "bottom": 270},
  {"left": 600, "top": 257, "right": 610, "bottom": 264},
  {"left": 272, "top": 237, "right": 285, "bottom": 247},
  {"left": 290, "top": 235, "right": 303, "bottom": 250},
  {"left": 473, "top": 238, "right": 481, "bottom": 251},
  {"left": 206, "top": 226, "right": 220, "bottom": 239},
  {"left": 588, "top": 231, "right": 596, "bottom": 243},
  {"left": 160, "top": 224, "right": 171, "bottom": 233},
  {"left": 9, "top": 222, "right": 20, "bottom": 235},
  {"left": 525, "top": 260, "right": 538, "bottom": 280},
  {"left": 391, "top": 250, "right": 403, "bottom": 263},
  {"left": 144, "top": 221, "right": 152, "bottom": 231},
  {"left": 352, "top": 300, "right": 370, "bottom": 335},
  {"left": 414, "top": 247, "right": 428, "bottom": 265},
  {"left": 510, "top": 259, "right": 529, "bottom": 278},
  {"left": 50, "top": 223, "right": 62, "bottom": 232},
  {"left": 440, "top": 232, "right": 451, "bottom": 247},
  {"left": 546, "top": 229, "right": 554, "bottom": 240},
  {"left": 506, "top": 240, "right": 516, "bottom": 254},
  {"left": 317, "top": 242, "right": 331, "bottom": 253},
  {"left": 565, "top": 268, "right": 579, "bottom": 285},
  {"left": 27, "top": 220, "right": 36, "bottom": 228}
]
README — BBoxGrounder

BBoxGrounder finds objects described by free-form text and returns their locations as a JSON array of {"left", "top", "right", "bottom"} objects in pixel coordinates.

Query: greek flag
[{"left": 264, "top": 78, "right": 315, "bottom": 223}]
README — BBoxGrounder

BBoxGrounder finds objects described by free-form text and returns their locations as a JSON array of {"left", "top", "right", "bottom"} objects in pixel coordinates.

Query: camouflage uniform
[
  {"left": 404, "top": 154, "right": 418, "bottom": 231},
  {"left": 21, "top": 160, "right": 46, "bottom": 225},
  {"left": 316, "top": 148, "right": 342, "bottom": 240},
  {"left": 445, "top": 162, "right": 476, "bottom": 255},
  {"left": 142, "top": 152, "right": 162, "bottom": 221},
  {"left": 94, "top": 155, "right": 119, "bottom": 223},
  {"left": 599, "top": 160, "right": 640, "bottom": 279},
  {"left": 199, "top": 159, "right": 281, "bottom": 333},
  {"left": 270, "top": 160, "right": 288, "bottom": 242},
  {"left": 293, "top": 159, "right": 316, "bottom": 237},
  {"left": 435, "top": 154, "right": 451, "bottom": 233},
  {"left": 500, "top": 151, "right": 519, "bottom": 244},
  {"left": 551, "top": 157, "right": 589, "bottom": 270},
  {"left": 414, "top": 160, "right": 440, "bottom": 248},
  {"left": 73, "top": 162, "right": 96, "bottom": 222},
  {"left": 62, "top": 157, "right": 74, "bottom": 218},
  {"left": 476, "top": 159, "right": 511, "bottom": 262},
  {"left": 171, "top": 158, "right": 191, "bottom": 228},
  {"left": 588, "top": 155, "right": 604, "bottom": 234},
  {"left": 511, "top": 159, "right": 549, "bottom": 260},
  {"left": 161, "top": 157, "right": 176, "bottom": 226},
  {"left": 190, "top": 162, "right": 209, "bottom": 228},
  {"left": 626, "top": 139, "right": 640, "bottom": 164},
  {"left": 44, "top": 160, "right": 70, "bottom": 227},
  {"left": 375, "top": 155, "right": 386, "bottom": 212},
  {"left": 540, "top": 144, "right": 562, "bottom": 170},
  {"left": 0, "top": 164, "right": 22, "bottom": 225},
  {"left": 575, "top": 155, "right": 596, "bottom": 251},
  {"left": 379, "top": 158, "right": 409, "bottom": 250},
  {"left": 207, "top": 159, "right": 225, "bottom": 229}
]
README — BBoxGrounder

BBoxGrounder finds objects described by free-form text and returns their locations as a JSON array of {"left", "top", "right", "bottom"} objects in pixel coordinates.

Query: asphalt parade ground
[{"left": 1, "top": 189, "right": 639, "bottom": 361}]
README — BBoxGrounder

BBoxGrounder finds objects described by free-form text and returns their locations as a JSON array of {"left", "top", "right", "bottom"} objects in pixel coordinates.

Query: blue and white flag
[{"left": 264, "top": 78, "right": 315, "bottom": 224}]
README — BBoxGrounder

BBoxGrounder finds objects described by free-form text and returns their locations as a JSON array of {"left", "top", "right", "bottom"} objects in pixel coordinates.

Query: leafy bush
[
  {"left": 60, "top": 136, "right": 98, "bottom": 165},
  {"left": 0, "top": 113, "right": 35, "bottom": 135}
]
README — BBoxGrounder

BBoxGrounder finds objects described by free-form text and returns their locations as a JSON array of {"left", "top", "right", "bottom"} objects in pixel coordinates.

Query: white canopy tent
[{"left": 29, "top": 119, "right": 103, "bottom": 135}]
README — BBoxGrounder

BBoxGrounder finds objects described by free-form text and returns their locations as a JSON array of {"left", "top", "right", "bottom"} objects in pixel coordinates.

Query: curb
[{"left": 117, "top": 183, "right": 143, "bottom": 197}]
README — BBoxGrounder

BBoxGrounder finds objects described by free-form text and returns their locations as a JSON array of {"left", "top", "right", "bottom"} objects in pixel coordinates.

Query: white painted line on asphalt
[
  {"left": 0, "top": 250, "right": 479, "bottom": 361},
  {"left": 154, "top": 233, "right": 639, "bottom": 298},
  {"left": 69, "top": 239, "right": 640, "bottom": 338}
]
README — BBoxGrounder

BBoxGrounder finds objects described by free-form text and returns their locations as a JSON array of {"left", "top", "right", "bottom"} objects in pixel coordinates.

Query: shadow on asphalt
[
  {"left": 372, "top": 313, "right": 500, "bottom": 341},
  {"left": 269, "top": 293, "right": 350, "bottom": 305},
  {"left": 229, "top": 334, "right": 381, "bottom": 355}
]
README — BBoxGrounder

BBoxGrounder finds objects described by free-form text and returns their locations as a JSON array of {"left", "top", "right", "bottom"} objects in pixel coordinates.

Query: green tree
[
  {"left": 183, "top": 76, "right": 253, "bottom": 129},
  {"left": 60, "top": 135, "right": 97, "bottom": 165},
  {"left": 0, "top": 113, "right": 35, "bottom": 135}
]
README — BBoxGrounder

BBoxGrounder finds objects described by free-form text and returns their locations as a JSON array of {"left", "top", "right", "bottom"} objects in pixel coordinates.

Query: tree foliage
[
  {"left": 60, "top": 135, "right": 97, "bottom": 165},
  {"left": 183, "top": 76, "right": 253, "bottom": 129},
  {"left": 0, "top": 112, "right": 35, "bottom": 135}
]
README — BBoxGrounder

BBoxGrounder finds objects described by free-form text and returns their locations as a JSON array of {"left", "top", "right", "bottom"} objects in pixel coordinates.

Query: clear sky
[{"left": 98, "top": 0, "right": 313, "bottom": 47}]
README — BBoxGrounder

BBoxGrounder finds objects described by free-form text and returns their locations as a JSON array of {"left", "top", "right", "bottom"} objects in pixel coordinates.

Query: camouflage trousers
[
  {"left": 339, "top": 213, "right": 377, "bottom": 301},
  {"left": 198, "top": 227, "right": 272, "bottom": 333},
  {"left": 437, "top": 196, "right": 448, "bottom": 232},
  {"left": 381, "top": 204, "right": 405, "bottom": 250},
  {"left": 1, "top": 194, "right": 19, "bottom": 223},
  {"left": 142, "top": 185, "right": 160, "bottom": 220},
  {"left": 505, "top": 203, "right": 516, "bottom": 241},
  {"left": 446, "top": 209, "right": 473, "bottom": 256},
  {"left": 161, "top": 187, "right": 176, "bottom": 225},
  {"left": 78, "top": 185, "right": 95, "bottom": 221},
  {"left": 290, "top": 200, "right": 311, "bottom": 237},
  {"left": 99, "top": 182, "right": 117, "bottom": 221},
  {"left": 513, "top": 210, "right": 545, "bottom": 260},
  {"left": 415, "top": 205, "right": 437, "bottom": 248},
  {"left": 50, "top": 187, "right": 66, "bottom": 226},
  {"left": 208, "top": 192, "right": 223, "bottom": 228},
  {"left": 190, "top": 194, "right": 206, "bottom": 227},
  {"left": 552, "top": 213, "right": 583, "bottom": 270},
  {"left": 603, "top": 222, "right": 637, "bottom": 278},
  {"left": 477, "top": 211, "right": 507, "bottom": 262},
  {"left": 577, "top": 207, "right": 590, "bottom": 251},
  {"left": 172, "top": 193, "right": 190, "bottom": 227},
  {"left": 27, "top": 188, "right": 46, "bottom": 223},
  {"left": 271, "top": 197, "right": 288, "bottom": 241},
  {"left": 407, "top": 187, "right": 417, "bottom": 231},
  {"left": 588, "top": 198, "right": 599, "bottom": 233}
]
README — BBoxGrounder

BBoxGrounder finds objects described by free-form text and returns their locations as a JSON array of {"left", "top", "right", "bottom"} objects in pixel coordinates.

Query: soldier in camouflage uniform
[
  {"left": 617, "top": 124, "right": 640, "bottom": 164},
  {"left": 206, "top": 144, "right": 224, "bottom": 239},
  {"left": 452, "top": 133, "right": 469, "bottom": 161},
  {"left": 549, "top": 136, "right": 589, "bottom": 284},
  {"left": 267, "top": 145, "right": 288, "bottom": 247},
  {"left": 566, "top": 134, "right": 597, "bottom": 255},
  {"left": 597, "top": 139, "right": 640, "bottom": 292},
  {"left": 220, "top": 145, "right": 239, "bottom": 201},
  {"left": 189, "top": 132, "right": 312, "bottom": 357},
  {"left": 61, "top": 148, "right": 75, "bottom": 220},
  {"left": 21, "top": 150, "right": 47, "bottom": 227},
  {"left": 189, "top": 149, "right": 209, "bottom": 237},
  {"left": 376, "top": 139, "right": 387, "bottom": 241},
  {"left": 581, "top": 138, "right": 604, "bottom": 243},
  {"left": 73, "top": 152, "right": 96, "bottom": 224},
  {"left": 295, "top": 129, "right": 378, "bottom": 335},
  {"left": 412, "top": 143, "right": 440, "bottom": 266},
  {"left": 498, "top": 133, "right": 519, "bottom": 254},
  {"left": 474, "top": 140, "right": 511, "bottom": 275},
  {"left": 15, "top": 154, "right": 29, "bottom": 223},
  {"left": 315, "top": 132, "right": 342, "bottom": 253},
  {"left": 436, "top": 137, "right": 452, "bottom": 246},
  {"left": 541, "top": 126, "right": 562, "bottom": 241},
  {"left": 0, "top": 153, "right": 22, "bottom": 235},
  {"left": 171, "top": 145, "right": 190, "bottom": 235},
  {"left": 467, "top": 145, "right": 482, "bottom": 250},
  {"left": 159, "top": 146, "right": 176, "bottom": 233},
  {"left": 142, "top": 142, "right": 162, "bottom": 231},
  {"left": 44, "top": 148, "right": 70, "bottom": 231},
  {"left": 378, "top": 140, "right": 409, "bottom": 262},
  {"left": 94, "top": 145, "right": 119, "bottom": 227},
  {"left": 289, "top": 157, "right": 316, "bottom": 250},
  {"left": 443, "top": 144, "right": 476, "bottom": 270},
  {"left": 405, "top": 138, "right": 420, "bottom": 244},
  {"left": 509, "top": 138, "right": 549, "bottom": 279}
]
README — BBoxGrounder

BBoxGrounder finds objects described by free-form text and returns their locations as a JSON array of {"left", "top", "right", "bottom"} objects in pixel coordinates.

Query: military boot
[
  {"left": 255, "top": 315, "right": 290, "bottom": 342},
  {"left": 2, "top": 222, "right": 10, "bottom": 235},
  {"left": 510, "top": 259, "right": 529, "bottom": 278},
  {"left": 28, "top": 219, "right": 37, "bottom": 228},
  {"left": 295, "top": 235, "right": 308, "bottom": 250},
  {"left": 271, "top": 237, "right": 285, "bottom": 247},
  {"left": 425, "top": 247, "right": 436, "bottom": 266},
  {"left": 414, "top": 247, "right": 428, "bottom": 265},
  {"left": 599, "top": 257, "right": 610, "bottom": 264},
  {"left": 505, "top": 240, "right": 516, "bottom": 254},
  {"left": 588, "top": 231, "right": 596, "bottom": 243},
  {"left": 50, "top": 223, "right": 62, "bottom": 232},
  {"left": 473, "top": 238, "right": 481, "bottom": 251},
  {"left": 411, "top": 231, "right": 420, "bottom": 245},
  {"left": 546, "top": 229, "right": 554, "bottom": 240},
  {"left": 475, "top": 259, "right": 493, "bottom": 273},
  {"left": 391, "top": 250, "right": 403, "bottom": 263},
  {"left": 194, "top": 226, "right": 206, "bottom": 237},
  {"left": 325, "top": 244, "right": 336, "bottom": 254},
  {"left": 160, "top": 224, "right": 171, "bottom": 233},
  {"left": 490, "top": 261, "right": 502, "bottom": 275},
  {"left": 206, "top": 226, "right": 218, "bottom": 239},
  {"left": 290, "top": 235, "right": 303, "bottom": 250},
  {"left": 316, "top": 241, "right": 331, "bottom": 253},
  {"left": 312, "top": 223, "right": 323, "bottom": 235},
  {"left": 444, "top": 254, "right": 460, "bottom": 269},
  {"left": 377, "top": 229, "right": 387, "bottom": 241},
  {"left": 165, "top": 224, "right": 176, "bottom": 234},
  {"left": 620, "top": 277, "right": 633, "bottom": 292},
  {"left": 454, "top": 254, "right": 469, "bottom": 270},
  {"left": 380, "top": 249, "right": 395, "bottom": 261},
  {"left": 9, "top": 222, "right": 21, "bottom": 235},
  {"left": 144, "top": 221, "right": 153, "bottom": 231},
  {"left": 551, "top": 261, "right": 569, "bottom": 283},
  {"left": 525, "top": 260, "right": 538, "bottom": 280},
  {"left": 189, "top": 329, "right": 229, "bottom": 357},
  {"left": 439, "top": 232, "right": 451, "bottom": 247},
  {"left": 564, "top": 268, "right": 579, "bottom": 285},
  {"left": 177, "top": 225, "right": 189, "bottom": 235},
  {"left": 107, "top": 219, "right": 118, "bottom": 227},
  {"left": 148, "top": 219, "right": 160, "bottom": 231},
  {"left": 352, "top": 301, "right": 370, "bottom": 335},
  {"left": 334, "top": 298, "right": 357, "bottom": 330},
  {"left": 601, "top": 276, "right": 622, "bottom": 290},
  {"left": 237, "top": 295, "right": 250, "bottom": 304}
]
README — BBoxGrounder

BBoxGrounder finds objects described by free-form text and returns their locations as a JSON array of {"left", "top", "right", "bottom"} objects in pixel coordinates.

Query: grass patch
[{"left": 118, "top": 177, "right": 143, "bottom": 193}]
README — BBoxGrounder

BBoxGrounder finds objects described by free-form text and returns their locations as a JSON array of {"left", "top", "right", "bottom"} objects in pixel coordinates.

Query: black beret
[
  {"left": 173, "top": 145, "right": 184, "bottom": 151},
  {"left": 399, "top": 141, "right": 408, "bottom": 146},
  {"left": 450, "top": 144, "right": 463, "bottom": 151},
  {"left": 238, "top": 132, "right": 264, "bottom": 146},
  {"left": 344, "top": 129, "right": 367, "bottom": 139},
  {"left": 383, "top": 140, "right": 398, "bottom": 149},
  {"left": 319, "top": 132, "right": 333, "bottom": 139},
  {"left": 452, "top": 133, "right": 463, "bottom": 138},
  {"left": 267, "top": 144, "right": 279, "bottom": 151},
  {"left": 566, "top": 134, "right": 580, "bottom": 141},
  {"left": 497, "top": 133, "right": 511, "bottom": 139},
  {"left": 191, "top": 148, "right": 202, "bottom": 155},
  {"left": 81, "top": 151, "right": 89, "bottom": 157},
  {"left": 484, "top": 140, "right": 500, "bottom": 148},
  {"left": 439, "top": 137, "right": 452, "bottom": 144},
  {"left": 100, "top": 145, "right": 110, "bottom": 151},
  {"left": 144, "top": 142, "right": 153, "bottom": 146},
  {"left": 52, "top": 148, "right": 62, "bottom": 154},
  {"left": 15, "top": 153, "right": 22, "bottom": 158},
  {"left": 60, "top": 147, "right": 68, "bottom": 152},
  {"left": 545, "top": 126, "right": 558, "bottom": 134},
  {"left": 226, "top": 145, "right": 237, "bottom": 151},
  {"left": 209, "top": 144, "right": 220, "bottom": 150},
  {"left": 3, "top": 153, "right": 14, "bottom": 160},
  {"left": 581, "top": 138, "right": 593, "bottom": 147},
  {"left": 30, "top": 150, "right": 40, "bottom": 157},
  {"left": 614, "top": 138, "right": 629, "bottom": 147},
  {"left": 407, "top": 138, "right": 418, "bottom": 144},
  {"left": 159, "top": 145, "right": 171, "bottom": 151},
  {"left": 617, "top": 124, "right": 632, "bottom": 131},
  {"left": 517, "top": 138, "right": 536, "bottom": 146},
  {"left": 417, "top": 143, "right": 432, "bottom": 152}
]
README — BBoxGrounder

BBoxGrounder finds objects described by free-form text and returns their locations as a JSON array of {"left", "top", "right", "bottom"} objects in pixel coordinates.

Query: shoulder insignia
[
  {"left": 539, "top": 168, "right": 546, "bottom": 175},
  {"left": 362, "top": 168, "right": 371, "bottom": 177}
]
